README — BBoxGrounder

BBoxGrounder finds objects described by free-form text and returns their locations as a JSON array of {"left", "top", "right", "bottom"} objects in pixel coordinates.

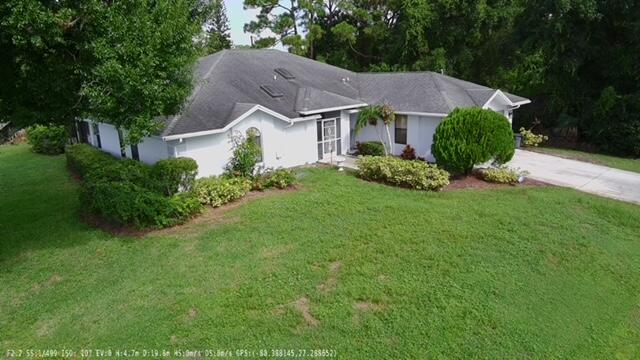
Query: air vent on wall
[
  {"left": 274, "top": 67, "right": 295, "bottom": 80},
  {"left": 260, "top": 84, "right": 284, "bottom": 98}
]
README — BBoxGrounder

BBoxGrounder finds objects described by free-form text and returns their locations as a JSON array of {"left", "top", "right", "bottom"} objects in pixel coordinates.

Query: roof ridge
[
  {"left": 430, "top": 73, "right": 456, "bottom": 112},
  {"left": 163, "top": 51, "right": 228, "bottom": 135}
]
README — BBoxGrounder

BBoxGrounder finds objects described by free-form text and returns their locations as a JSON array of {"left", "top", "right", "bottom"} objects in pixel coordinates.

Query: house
[{"left": 79, "top": 49, "right": 530, "bottom": 177}]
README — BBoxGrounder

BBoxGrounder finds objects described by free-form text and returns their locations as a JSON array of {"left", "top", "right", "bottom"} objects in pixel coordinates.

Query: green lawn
[
  {"left": 530, "top": 146, "right": 640, "bottom": 174},
  {"left": 2, "top": 144, "right": 640, "bottom": 359}
]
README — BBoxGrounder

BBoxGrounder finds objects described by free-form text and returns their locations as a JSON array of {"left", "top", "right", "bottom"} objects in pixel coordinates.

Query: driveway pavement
[{"left": 509, "top": 149, "right": 640, "bottom": 205}]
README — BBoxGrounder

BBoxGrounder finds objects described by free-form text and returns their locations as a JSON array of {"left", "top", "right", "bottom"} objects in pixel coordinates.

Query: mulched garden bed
[{"left": 443, "top": 173, "right": 550, "bottom": 191}]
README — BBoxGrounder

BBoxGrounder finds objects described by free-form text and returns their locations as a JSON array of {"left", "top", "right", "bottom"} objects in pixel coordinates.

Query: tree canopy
[
  {"left": 245, "top": 0, "right": 640, "bottom": 157},
  {"left": 0, "top": 0, "right": 210, "bottom": 143}
]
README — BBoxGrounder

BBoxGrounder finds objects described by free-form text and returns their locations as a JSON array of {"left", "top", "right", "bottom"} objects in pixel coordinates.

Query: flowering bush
[
  {"left": 479, "top": 166, "right": 527, "bottom": 185},
  {"left": 193, "top": 176, "right": 251, "bottom": 207},
  {"left": 519, "top": 127, "right": 548, "bottom": 147},
  {"left": 357, "top": 156, "right": 450, "bottom": 191}
]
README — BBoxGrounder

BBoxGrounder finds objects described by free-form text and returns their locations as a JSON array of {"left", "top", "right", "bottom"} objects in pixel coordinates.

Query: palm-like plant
[
  {"left": 379, "top": 103, "right": 396, "bottom": 153},
  {"left": 355, "top": 105, "right": 387, "bottom": 155}
]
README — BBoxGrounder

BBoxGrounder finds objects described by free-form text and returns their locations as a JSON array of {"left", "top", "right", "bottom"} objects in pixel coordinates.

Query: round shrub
[
  {"left": 356, "top": 141, "right": 386, "bottom": 156},
  {"left": 432, "top": 108, "right": 515, "bottom": 175},
  {"left": 27, "top": 124, "right": 68, "bottom": 154}
]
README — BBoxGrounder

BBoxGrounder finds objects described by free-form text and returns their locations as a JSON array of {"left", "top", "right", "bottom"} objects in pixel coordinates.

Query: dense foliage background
[{"left": 245, "top": 0, "right": 640, "bottom": 157}]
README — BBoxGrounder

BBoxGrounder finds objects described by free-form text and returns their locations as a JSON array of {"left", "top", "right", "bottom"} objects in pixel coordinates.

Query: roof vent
[
  {"left": 274, "top": 68, "right": 295, "bottom": 80},
  {"left": 260, "top": 84, "right": 284, "bottom": 98}
]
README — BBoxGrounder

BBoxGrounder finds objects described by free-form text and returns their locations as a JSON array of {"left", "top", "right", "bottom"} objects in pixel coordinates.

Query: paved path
[{"left": 509, "top": 149, "right": 640, "bottom": 205}]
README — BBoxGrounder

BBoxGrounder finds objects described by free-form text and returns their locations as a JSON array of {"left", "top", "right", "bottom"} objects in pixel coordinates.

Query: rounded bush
[
  {"left": 356, "top": 141, "right": 385, "bottom": 156},
  {"left": 432, "top": 108, "right": 515, "bottom": 174},
  {"left": 152, "top": 157, "right": 198, "bottom": 196},
  {"left": 27, "top": 125, "right": 68, "bottom": 154}
]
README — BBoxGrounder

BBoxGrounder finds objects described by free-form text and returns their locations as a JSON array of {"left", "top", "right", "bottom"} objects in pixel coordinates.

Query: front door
[{"left": 317, "top": 118, "right": 340, "bottom": 160}]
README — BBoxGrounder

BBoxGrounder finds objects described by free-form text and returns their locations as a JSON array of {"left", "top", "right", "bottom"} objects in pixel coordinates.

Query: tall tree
[
  {"left": 0, "top": 0, "right": 209, "bottom": 143},
  {"left": 243, "top": 0, "right": 332, "bottom": 57},
  {"left": 204, "top": 0, "right": 232, "bottom": 54}
]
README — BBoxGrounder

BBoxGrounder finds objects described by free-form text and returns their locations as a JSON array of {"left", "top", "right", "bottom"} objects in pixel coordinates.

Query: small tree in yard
[
  {"left": 225, "top": 131, "right": 262, "bottom": 178},
  {"left": 355, "top": 106, "right": 389, "bottom": 155},
  {"left": 432, "top": 108, "right": 515, "bottom": 175},
  {"left": 379, "top": 103, "right": 396, "bottom": 153}
]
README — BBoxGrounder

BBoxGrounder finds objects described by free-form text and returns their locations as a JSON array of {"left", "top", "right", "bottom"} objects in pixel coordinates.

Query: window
[
  {"left": 395, "top": 115, "right": 407, "bottom": 144},
  {"left": 92, "top": 123, "right": 102, "bottom": 148},
  {"left": 117, "top": 128, "right": 126, "bottom": 158},
  {"left": 131, "top": 144, "right": 139, "bottom": 161},
  {"left": 247, "top": 127, "right": 263, "bottom": 162}
]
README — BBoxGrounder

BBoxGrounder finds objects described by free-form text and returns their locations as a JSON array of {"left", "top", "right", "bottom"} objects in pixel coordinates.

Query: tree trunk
[{"left": 385, "top": 124, "right": 393, "bottom": 156}]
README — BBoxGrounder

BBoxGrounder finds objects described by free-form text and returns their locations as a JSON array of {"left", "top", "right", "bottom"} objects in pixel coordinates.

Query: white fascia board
[
  {"left": 482, "top": 90, "right": 515, "bottom": 109},
  {"left": 291, "top": 114, "right": 322, "bottom": 123},
  {"left": 347, "top": 109, "right": 448, "bottom": 117},
  {"left": 395, "top": 111, "right": 448, "bottom": 117},
  {"left": 162, "top": 105, "right": 292, "bottom": 141},
  {"left": 298, "top": 103, "right": 368, "bottom": 115},
  {"left": 511, "top": 99, "right": 532, "bottom": 106}
]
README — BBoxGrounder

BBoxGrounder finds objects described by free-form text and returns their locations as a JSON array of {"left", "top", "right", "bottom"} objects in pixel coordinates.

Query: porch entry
[{"left": 317, "top": 117, "right": 341, "bottom": 160}]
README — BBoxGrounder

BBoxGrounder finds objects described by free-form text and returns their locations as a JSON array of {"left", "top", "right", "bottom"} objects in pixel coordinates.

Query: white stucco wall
[
  {"left": 352, "top": 114, "right": 444, "bottom": 161},
  {"left": 97, "top": 123, "right": 122, "bottom": 158},
  {"left": 84, "top": 120, "right": 170, "bottom": 165},
  {"left": 174, "top": 110, "right": 318, "bottom": 178}
]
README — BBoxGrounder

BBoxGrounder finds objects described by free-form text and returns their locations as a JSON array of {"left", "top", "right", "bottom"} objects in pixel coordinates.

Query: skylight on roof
[
  {"left": 260, "top": 85, "right": 284, "bottom": 98},
  {"left": 275, "top": 68, "right": 295, "bottom": 80}
]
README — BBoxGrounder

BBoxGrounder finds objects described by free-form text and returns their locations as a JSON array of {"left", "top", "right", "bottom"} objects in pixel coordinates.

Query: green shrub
[
  {"left": 67, "top": 144, "right": 201, "bottom": 228},
  {"left": 152, "top": 157, "right": 198, "bottom": 196},
  {"left": 264, "top": 169, "right": 296, "bottom": 189},
  {"left": 357, "top": 141, "right": 386, "bottom": 156},
  {"left": 66, "top": 144, "right": 118, "bottom": 178},
  {"left": 193, "top": 176, "right": 252, "bottom": 207},
  {"left": 519, "top": 128, "right": 548, "bottom": 147},
  {"left": 83, "top": 181, "right": 201, "bottom": 228},
  {"left": 479, "top": 166, "right": 526, "bottom": 185},
  {"left": 357, "top": 156, "right": 450, "bottom": 191},
  {"left": 27, "top": 125, "right": 68, "bottom": 154},
  {"left": 432, "top": 108, "right": 515, "bottom": 175},
  {"left": 226, "top": 132, "right": 262, "bottom": 177}
]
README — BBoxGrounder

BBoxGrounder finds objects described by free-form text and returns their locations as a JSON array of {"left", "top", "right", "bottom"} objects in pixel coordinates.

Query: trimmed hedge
[
  {"left": 193, "top": 176, "right": 252, "bottom": 207},
  {"left": 152, "top": 157, "right": 198, "bottom": 196},
  {"left": 357, "top": 156, "right": 450, "bottom": 191},
  {"left": 432, "top": 108, "right": 515, "bottom": 175},
  {"left": 357, "top": 141, "right": 386, "bottom": 156},
  {"left": 66, "top": 144, "right": 202, "bottom": 228},
  {"left": 27, "top": 125, "right": 68, "bottom": 154}
]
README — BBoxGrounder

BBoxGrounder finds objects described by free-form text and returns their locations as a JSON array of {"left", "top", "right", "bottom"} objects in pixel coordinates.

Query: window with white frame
[{"left": 395, "top": 115, "right": 407, "bottom": 144}]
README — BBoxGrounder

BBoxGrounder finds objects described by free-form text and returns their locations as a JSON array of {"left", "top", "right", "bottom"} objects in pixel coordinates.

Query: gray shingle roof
[{"left": 162, "top": 49, "right": 530, "bottom": 137}]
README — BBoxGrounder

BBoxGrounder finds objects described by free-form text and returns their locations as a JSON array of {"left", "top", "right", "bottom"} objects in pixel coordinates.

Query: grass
[
  {"left": 2, "top": 144, "right": 640, "bottom": 359},
  {"left": 530, "top": 146, "right": 640, "bottom": 174}
]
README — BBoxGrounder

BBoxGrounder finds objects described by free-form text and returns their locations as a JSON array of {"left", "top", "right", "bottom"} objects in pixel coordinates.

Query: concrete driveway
[{"left": 509, "top": 149, "right": 640, "bottom": 205}]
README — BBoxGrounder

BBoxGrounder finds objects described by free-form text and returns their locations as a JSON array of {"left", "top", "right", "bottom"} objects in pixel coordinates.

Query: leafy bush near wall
[
  {"left": 152, "top": 157, "right": 198, "bottom": 196},
  {"left": 226, "top": 132, "right": 262, "bottom": 177},
  {"left": 357, "top": 156, "right": 450, "bottom": 191},
  {"left": 432, "top": 108, "right": 515, "bottom": 175},
  {"left": 356, "top": 141, "right": 386, "bottom": 156},
  {"left": 264, "top": 169, "right": 297, "bottom": 189},
  {"left": 193, "top": 176, "right": 252, "bottom": 207},
  {"left": 66, "top": 144, "right": 202, "bottom": 228},
  {"left": 27, "top": 125, "right": 68, "bottom": 154},
  {"left": 479, "top": 166, "right": 526, "bottom": 185},
  {"left": 400, "top": 145, "right": 417, "bottom": 160}
]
